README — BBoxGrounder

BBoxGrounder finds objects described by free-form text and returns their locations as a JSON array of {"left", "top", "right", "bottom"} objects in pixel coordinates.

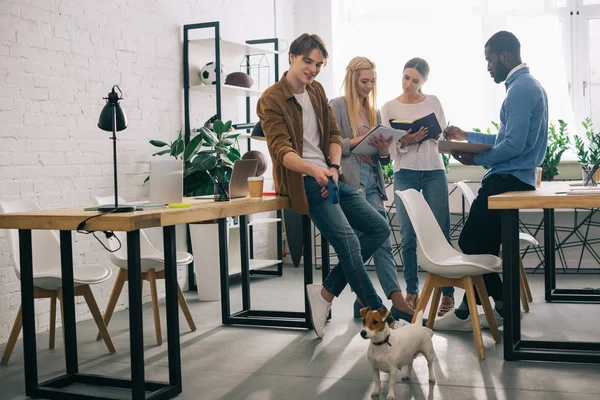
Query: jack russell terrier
[{"left": 360, "top": 307, "right": 435, "bottom": 399}]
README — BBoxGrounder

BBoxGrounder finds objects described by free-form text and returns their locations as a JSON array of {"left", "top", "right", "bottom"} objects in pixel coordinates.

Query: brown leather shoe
[
  {"left": 438, "top": 295, "right": 455, "bottom": 317},
  {"left": 405, "top": 292, "right": 419, "bottom": 310}
]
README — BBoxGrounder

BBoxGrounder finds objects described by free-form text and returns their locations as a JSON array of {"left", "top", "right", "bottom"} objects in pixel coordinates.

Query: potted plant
[
  {"left": 541, "top": 120, "right": 570, "bottom": 181},
  {"left": 573, "top": 117, "right": 600, "bottom": 184},
  {"left": 146, "top": 119, "right": 241, "bottom": 196},
  {"left": 146, "top": 119, "right": 242, "bottom": 301}
]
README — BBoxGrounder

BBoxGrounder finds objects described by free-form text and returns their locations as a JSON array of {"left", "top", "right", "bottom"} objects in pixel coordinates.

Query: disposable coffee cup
[{"left": 248, "top": 176, "right": 264, "bottom": 198}]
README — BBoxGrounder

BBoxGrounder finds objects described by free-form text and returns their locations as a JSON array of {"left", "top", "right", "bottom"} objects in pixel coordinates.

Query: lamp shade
[
  {"left": 251, "top": 122, "right": 265, "bottom": 141},
  {"left": 98, "top": 88, "right": 127, "bottom": 131}
]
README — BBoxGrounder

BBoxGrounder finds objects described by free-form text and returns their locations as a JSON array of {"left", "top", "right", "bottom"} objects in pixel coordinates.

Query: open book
[
  {"left": 390, "top": 112, "right": 442, "bottom": 143},
  {"left": 350, "top": 125, "right": 407, "bottom": 156}
]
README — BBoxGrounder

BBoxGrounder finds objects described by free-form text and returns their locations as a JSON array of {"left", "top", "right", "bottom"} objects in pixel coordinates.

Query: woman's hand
[
  {"left": 399, "top": 127, "right": 428, "bottom": 148},
  {"left": 367, "top": 133, "right": 393, "bottom": 156}
]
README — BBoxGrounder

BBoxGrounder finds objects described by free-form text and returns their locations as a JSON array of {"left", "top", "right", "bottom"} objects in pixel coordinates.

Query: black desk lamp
[
  {"left": 97, "top": 86, "right": 135, "bottom": 213},
  {"left": 250, "top": 122, "right": 266, "bottom": 141}
]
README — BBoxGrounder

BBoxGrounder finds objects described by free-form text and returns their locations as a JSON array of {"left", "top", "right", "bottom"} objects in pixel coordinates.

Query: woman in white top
[{"left": 381, "top": 57, "right": 454, "bottom": 316}]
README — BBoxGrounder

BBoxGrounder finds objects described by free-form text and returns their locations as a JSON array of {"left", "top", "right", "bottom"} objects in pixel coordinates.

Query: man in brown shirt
[{"left": 257, "top": 34, "right": 397, "bottom": 338}]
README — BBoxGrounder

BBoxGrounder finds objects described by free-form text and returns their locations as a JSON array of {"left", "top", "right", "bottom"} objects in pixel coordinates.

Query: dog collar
[{"left": 373, "top": 334, "right": 392, "bottom": 347}]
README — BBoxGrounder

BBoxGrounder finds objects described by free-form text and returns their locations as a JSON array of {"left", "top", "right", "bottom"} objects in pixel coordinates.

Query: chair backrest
[
  {"left": 0, "top": 199, "right": 61, "bottom": 278},
  {"left": 454, "top": 181, "right": 476, "bottom": 207},
  {"left": 395, "top": 189, "right": 458, "bottom": 271},
  {"left": 93, "top": 195, "right": 159, "bottom": 261}
]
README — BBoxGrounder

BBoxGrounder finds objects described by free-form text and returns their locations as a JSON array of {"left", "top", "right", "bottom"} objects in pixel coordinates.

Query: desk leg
[
  {"left": 163, "top": 226, "right": 182, "bottom": 393},
  {"left": 240, "top": 215, "right": 251, "bottom": 311},
  {"left": 19, "top": 230, "right": 38, "bottom": 396},
  {"left": 127, "top": 231, "right": 145, "bottom": 400},
  {"left": 277, "top": 210, "right": 283, "bottom": 276},
  {"left": 59, "top": 230, "right": 78, "bottom": 375},
  {"left": 544, "top": 209, "right": 556, "bottom": 301},
  {"left": 303, "top": 215, "right": 313, "bottom": 328},
  {"left": 502, "top": 209, "right": 520, "bottom": 361},
  {"left": 219, "top": 218, "right": 231, "bottom": 324}
]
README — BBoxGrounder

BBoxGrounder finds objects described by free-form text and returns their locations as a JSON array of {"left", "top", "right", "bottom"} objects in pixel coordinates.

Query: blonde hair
[{"left": 343, "top": 57, "right": 378, "bottom": 138}]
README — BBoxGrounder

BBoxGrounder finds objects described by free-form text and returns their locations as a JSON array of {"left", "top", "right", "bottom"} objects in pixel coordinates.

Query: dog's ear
[
  {"left": 359, "top": 307, "right": 371, "bottom": 318},
  {"left": 378, "top": 308, "right": 391, "bottom": 322}
]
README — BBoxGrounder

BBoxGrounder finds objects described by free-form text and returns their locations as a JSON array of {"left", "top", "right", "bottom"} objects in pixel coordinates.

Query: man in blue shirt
[{"left": 438, "top": 31, "right": 548, "bottom": 330}]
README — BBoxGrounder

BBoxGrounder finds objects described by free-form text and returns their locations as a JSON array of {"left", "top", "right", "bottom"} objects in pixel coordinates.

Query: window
[{"left": 332, "top": 0, "right": 582, "bottom": 149}]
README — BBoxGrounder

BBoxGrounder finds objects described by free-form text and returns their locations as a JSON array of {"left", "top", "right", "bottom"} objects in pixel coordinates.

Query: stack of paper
[{"left": 566, "top": 186, "right": 600, "bottom": 195}]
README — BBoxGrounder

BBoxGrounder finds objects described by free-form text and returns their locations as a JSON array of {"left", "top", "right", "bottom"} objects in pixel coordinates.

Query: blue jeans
[
  {"left": 393, "top": 169, "right": 454, "bottom": 297},
  {"left": 304, "top": 176, "right": 392, "bottom": 320},
  {"left": 356, "top": 163, "right": 402, "bottom": 298}
]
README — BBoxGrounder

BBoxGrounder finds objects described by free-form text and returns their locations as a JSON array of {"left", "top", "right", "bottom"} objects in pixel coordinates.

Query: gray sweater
[{"left": 329, "top": 96, "right": 390, "bottom": 200}]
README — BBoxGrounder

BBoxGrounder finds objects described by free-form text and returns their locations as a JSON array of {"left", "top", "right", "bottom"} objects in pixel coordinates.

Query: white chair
[
  {"left": 454, "top": 181, "right": 534, "bottom": 311},
  {"left": 93, "top": 196, "right": 196, "bottom": 345},
  {"left": 396, "top": 189, "right": 501, "bottom": 359},
  {"left": 0, "top": 200, "right": 115, "bottom": 365}
]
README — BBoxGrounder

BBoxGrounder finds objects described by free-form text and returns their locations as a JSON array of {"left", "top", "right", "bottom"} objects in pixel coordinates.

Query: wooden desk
[
  {"left": 489, "top": 182, "right": 600, "bottom": 364},
  {"left": 0, "top": 196, "right": 315, "bottom": 400}
]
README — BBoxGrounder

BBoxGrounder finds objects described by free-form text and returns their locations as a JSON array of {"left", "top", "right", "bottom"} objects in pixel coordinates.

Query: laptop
[
  {"left": 229, "top": 159, "right": 258, "bottom": 198},
  {"left": 149, "top": 158, "right": 184, "bottom": 205}
]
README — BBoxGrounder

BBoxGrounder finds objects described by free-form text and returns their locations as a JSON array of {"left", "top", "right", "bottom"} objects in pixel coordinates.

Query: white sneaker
[
  {"left": 479, "top": 309, "right": 522, "bottom": 329},
  {"left": 306, "top": 284, "right": 331, "bottom": 338},
  {"left": 433, "top": 309, "right": 484, "bottom": 332}
]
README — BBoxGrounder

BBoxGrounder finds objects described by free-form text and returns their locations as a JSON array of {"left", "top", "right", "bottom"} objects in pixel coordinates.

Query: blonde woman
[{"left": 330, "top": 56, "right": 418, "bottom": 323}]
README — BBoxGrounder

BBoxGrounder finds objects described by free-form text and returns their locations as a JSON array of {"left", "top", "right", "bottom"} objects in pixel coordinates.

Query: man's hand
[
  {"left": 328, "top": 166, "right": 340, "bottom": 184},
  {"left": 399, "top": 127, "right": 428, "bottom": 148},
  {"left": 310, "top": 166, "right": 333, "bottom": 198},
  {"left": 452, "top": 151, "right": 475, "bottom": 165},
  {"left": 367, "top": 133, "right": 393, "bottom": 156},
  {"left": 444, "top": 126, "right": 468, "bottom": 141}
]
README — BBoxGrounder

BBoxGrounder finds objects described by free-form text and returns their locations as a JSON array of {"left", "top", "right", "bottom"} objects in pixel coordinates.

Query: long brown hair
[{"left": 343, "top": 56, "right": 378, "bottom": 138}]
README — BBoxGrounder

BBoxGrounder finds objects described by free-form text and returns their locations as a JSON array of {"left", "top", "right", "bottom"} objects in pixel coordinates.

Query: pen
[{"left": 362, "top": 124, "right": 370, "bottom": 129}]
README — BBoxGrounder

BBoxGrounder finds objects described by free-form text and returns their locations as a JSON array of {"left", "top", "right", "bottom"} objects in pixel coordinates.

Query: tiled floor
[{"left": 1, "top": 267, "right": 600, "bottom": 399}]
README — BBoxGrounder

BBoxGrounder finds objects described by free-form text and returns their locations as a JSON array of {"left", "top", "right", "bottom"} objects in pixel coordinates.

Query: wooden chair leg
[
  {"left": 413, "top": 274, "right": 435, "bottom": 325},
  {"left": 519, "top": 264, "right": 530, "bottom": 313},
  {"left": 463, "top": 276, "right": 485, "bottom": 359},
  {"left": 97, "top": 268, "right": 127, "bottom": 340},
  {"left": 177, "top": 284, "right": 196, "bottom": 332},
  {"left": 473, "top": 276, "right": 501, "bottom": 343},
  {"left": 520, "top": 258, "right": 533, "bottom": 302},
  {"left": 427, "top": 287, "right": 442, "bottom": 329},
  {"left": 147, "top": 269, "right": 163, "bottom": 345},
  {"left": 1, "top": 306, "right": 23, "bottom": 365},
  {"left": 49, "top": 295, "right": 57, "bottom": 349},
  {"left": 81, "top": 285, "right": 116, "bottom": 354}
]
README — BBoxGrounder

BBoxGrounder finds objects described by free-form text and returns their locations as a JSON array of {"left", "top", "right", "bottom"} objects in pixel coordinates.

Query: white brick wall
[{"left": 0, "top": 0, "right": 296, "bottom": 345}]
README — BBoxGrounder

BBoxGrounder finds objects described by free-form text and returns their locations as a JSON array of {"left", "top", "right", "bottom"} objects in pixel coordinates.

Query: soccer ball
[{"left": 200, "top": 62, "right": 227, "bottom": 85}]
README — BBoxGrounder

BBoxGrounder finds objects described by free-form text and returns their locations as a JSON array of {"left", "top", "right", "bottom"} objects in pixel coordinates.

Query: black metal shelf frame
[{"left": 182, "top": 21, "right": 281, "bottom": 291}]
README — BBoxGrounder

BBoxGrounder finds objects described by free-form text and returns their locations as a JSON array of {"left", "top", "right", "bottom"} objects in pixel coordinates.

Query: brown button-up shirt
[{"left": 257, "top": 72, "right": 343, "bottom": 214}]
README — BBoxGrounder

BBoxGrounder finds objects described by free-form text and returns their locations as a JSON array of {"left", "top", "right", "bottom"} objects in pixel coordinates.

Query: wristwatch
[{"left": 329, "top": 163, "right": 343, "bottom": 175}]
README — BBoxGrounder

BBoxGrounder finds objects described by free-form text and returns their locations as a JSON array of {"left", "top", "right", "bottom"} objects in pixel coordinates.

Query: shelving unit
[{"left": 182, "top": 21, "right": 282, "bottom": 290}]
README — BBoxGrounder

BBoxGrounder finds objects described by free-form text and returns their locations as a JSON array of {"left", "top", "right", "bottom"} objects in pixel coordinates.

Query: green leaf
[
  {"left": 170, "top": 140, "right": 184, "bottom": 158},
  {"left": 183, "top": 133, "right": 204, "bottom": 162},
  {"left": 215, "top": 145, "right": 230, "bottom": 154},
  {"left": 150, "top": 140, "right": 169, "bottom": 148},
  {"left": 220, "top": 138, "right": 236, "bottom": 146},
  {"left": 199, "top": 127, "right": 217, "bottom": 146},
  {"left": 152, "top": 149, "right": 171, "bottom": 156},
  {"left": 223, "top": 120, "right": 232, "bottom": 133},
  {"left": 229, "top": 147, "right": 241, "bottom": 159},
  {"left": 143, "top": 176, "right": 149, "bottom": 184},
  {"left": 191, "top": 153, "right": 218, "bottom": 171},
  {"left": 213, "top": 120, "right": 224, "bottom": 135},
  {"left": 223, "top": 132, "right": 241, "bottom": 139}
]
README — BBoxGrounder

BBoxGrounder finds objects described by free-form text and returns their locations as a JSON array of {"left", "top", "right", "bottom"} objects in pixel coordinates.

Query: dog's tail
[{"left": 413, "top": 309, "right": 424, "bottom": 326}]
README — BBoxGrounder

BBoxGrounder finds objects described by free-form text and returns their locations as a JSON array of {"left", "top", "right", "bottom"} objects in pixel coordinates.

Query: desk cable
[{"left": 76, "top": 210, "right": 122, "bottom": 253}]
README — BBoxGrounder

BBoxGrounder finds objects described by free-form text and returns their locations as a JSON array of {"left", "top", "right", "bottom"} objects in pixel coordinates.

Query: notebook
[
  {"left": 438, "top": 140, "right": 493, "bottom": 154},
  {"left": 390, "top": 112, "right": 442, "bottom": 143},
  {"left": 350, "top": 125, "right": 407, "bottom": 156}
]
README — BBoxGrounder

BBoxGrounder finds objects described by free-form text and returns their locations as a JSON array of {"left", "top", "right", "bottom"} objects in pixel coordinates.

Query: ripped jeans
[{"left": 304, "top": 176, "right": 391, "bottom": 317}]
